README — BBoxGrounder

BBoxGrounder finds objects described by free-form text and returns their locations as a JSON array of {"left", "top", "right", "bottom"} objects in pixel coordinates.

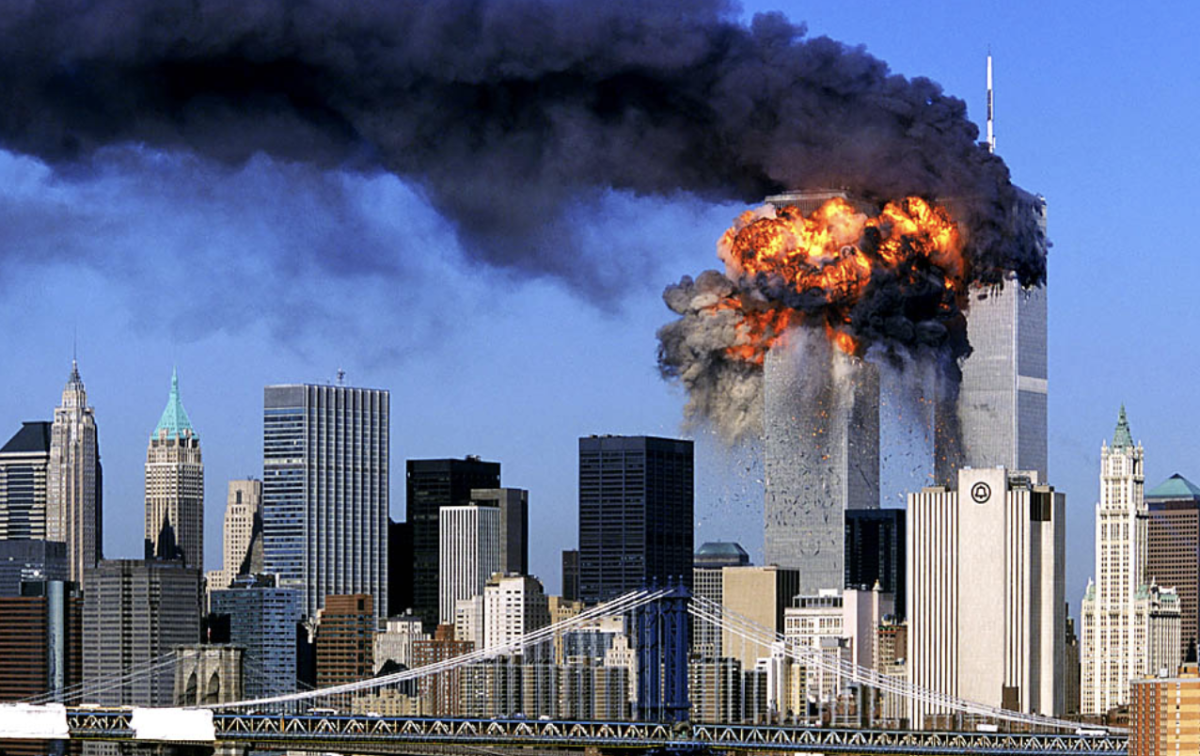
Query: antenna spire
[{"left": 986, "top": 49, "right": 995, "bottom": 154}]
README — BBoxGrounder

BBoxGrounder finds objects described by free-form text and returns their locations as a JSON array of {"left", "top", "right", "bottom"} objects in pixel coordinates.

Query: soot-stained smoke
[{"left": 0, "top": 0, "right": 1043, "bottom": 297}]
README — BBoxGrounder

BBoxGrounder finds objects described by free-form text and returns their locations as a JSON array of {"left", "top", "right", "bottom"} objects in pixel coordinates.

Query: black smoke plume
[{"left": 0, "top": 0, "right": 1043, "bottom": 293}]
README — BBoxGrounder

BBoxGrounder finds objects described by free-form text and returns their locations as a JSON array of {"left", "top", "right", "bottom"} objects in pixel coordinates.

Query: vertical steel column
[{"left": 635, "top": 579, "right": 691, "bottom": 723}]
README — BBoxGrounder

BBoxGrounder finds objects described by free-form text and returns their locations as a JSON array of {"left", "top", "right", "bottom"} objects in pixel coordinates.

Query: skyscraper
[
  {"left": 941, "top": 191, "right": 1048, "bottom": 484},
  {"left": 206, "top": 479, "right": 262, "bottom": 596},
  {"left": 763, "top": 331, "right": 880, "bottom": 595},
  {"left": 760, "top": 190, "right": 881, "bottom": 596},
  {"left": 407, "top": 457, "right": 500, "bottom": 630},
  {"left": 471, "top": 488, "right": 528, "bottom": 576},
  {"left": 844, "top": 508, "right": 906, "bottom": 620},
  {"left": 263, "top": 384, "right": 389, "bottom": 619},
  {"left": 1145, "top": 473, "right": 1200, "bottom": 660},
  {"left": 578, "top": 435, "right": 693, "bottom": 604},
  {"left": 1081, "top": 409, "right": 1183, "bottom": 716},
  {"left": 438, "top": 503, "right": 500, "bottom": 624},
  {"left": 0, "top": 422, "right": 52, "bottom": 540},
  {"left": 46, "top": 360, "right": 102, "bottom": 587},
  {"left": 144, "top": 368, "right": 204, "bottom": 569},
  {"left": 83, "top": 559, "right": 202, "bottom": 706},
  {"left": 209, "top": 575, "right": 301, "bottom": 699},
  {"left": 907, "top": 467, "right": 1065, "bottom": 724}
]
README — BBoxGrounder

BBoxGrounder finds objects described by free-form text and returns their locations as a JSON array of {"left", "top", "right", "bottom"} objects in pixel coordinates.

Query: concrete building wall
[
  {"left": 908, "top": 468, "right": 1063, "bottom": 726},
  {"left": 438, "top": 504, "right": 500, "bottom": 625},
  {"left": 721, "top": 566, "right": 799, "bottom": 671}
]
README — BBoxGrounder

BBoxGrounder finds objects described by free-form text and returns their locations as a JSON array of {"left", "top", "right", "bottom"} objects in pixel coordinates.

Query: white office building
[
  {"left": 907, "top": 467, "right": 1065, "bottom": 726},
  {"left": 439, "top": 504, "right": 501, "bottom": 625}
]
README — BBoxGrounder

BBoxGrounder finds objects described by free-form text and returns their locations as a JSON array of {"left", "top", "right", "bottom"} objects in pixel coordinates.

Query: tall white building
[
  {"left": 938, "top": 191, "right": 1048, "bottom": 486},
  {"left": 206, "top": 479, "right": 261, "bottom": 595},
  {"left": 484, "top": 573, "right": 549, "bottom": 651},
  {"left": 1080, "top": 408, "right": 1182, "bottom": 716},
  {"left": 907, "top": 467, "right": 1065, "bottom": 726},
  {"left": 470, "top": 488, "right": 528, "bottom": 576},
  {"left": 144, "top": 368, "right": 204, "bottom": 569},
  {"left": 46, "top": 360, "right": 102, "bottom": 587},
  {"left": 438, "top": 504, "right": 501, "bottom": 625}
]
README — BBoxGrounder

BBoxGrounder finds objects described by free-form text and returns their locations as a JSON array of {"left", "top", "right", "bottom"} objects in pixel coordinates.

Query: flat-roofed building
[{"left": 1146, "top": 473, "right": 1200, "bottom": 659}]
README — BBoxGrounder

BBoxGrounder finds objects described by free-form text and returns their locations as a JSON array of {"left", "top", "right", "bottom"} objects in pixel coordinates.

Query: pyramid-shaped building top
[{"left": 153, "top": 367, "right": 196, "bottom": 441}]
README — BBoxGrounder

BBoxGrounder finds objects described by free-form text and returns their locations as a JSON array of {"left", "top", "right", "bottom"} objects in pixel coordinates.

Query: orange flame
[{"left": 714, "top": 196, "right": 962, "bottom": 362}]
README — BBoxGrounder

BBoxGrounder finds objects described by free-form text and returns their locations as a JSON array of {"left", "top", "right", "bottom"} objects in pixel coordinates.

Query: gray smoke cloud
[{"left": 0, "top": 0, "right": 1043, "bottom": 298}]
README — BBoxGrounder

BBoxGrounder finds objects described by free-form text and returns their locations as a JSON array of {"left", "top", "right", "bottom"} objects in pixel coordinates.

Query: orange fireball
[{"left": 712, "top": 196, "right": 963, "bottom": 362}]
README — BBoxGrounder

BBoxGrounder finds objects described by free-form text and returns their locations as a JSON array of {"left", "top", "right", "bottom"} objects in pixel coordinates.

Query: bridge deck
[{"left": 58, "top": 710, "right": 1128, "bottom": 755}]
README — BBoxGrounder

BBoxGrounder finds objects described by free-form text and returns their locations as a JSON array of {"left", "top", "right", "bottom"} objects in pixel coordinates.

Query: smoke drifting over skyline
[{"left": 0, "top": 0, "right": 1044, "bottom": 296}]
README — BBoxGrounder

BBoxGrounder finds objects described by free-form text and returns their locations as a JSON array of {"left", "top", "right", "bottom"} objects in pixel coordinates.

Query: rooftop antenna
[
  {"left": 336, "top": 368, "right": 346, "bottom": 386},
  {"left": 986, "top": 48, "right": 996, "bottom": 154}
]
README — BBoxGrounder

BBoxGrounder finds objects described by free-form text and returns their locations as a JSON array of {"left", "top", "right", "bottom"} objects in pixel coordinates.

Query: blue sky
[{"left": 1, "top": 0, "right": 1196, "bottom": 617}]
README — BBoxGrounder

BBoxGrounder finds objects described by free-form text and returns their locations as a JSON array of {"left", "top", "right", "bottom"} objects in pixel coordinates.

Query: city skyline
[{"left": 4, "top": 1, "right": 1200, "bottom": 617}]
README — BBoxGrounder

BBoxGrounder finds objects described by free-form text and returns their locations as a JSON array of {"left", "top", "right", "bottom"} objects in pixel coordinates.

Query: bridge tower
[{"left": 635, "top": 580, "right": 690, "bottom": 723}]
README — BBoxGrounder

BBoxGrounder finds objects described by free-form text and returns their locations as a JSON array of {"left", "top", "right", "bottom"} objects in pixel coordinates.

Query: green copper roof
[
  {"left": 1147, "top": 473, "right": 1200, "bottom": 500},
  {"left": 1112, "top": 404, "right": 1133, "bottom": 448},
  {"left": 153, "top": 367, "right": 195, "bottom": 441}
]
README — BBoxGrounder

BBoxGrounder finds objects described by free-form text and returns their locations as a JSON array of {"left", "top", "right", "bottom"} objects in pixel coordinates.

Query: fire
[{"left": 713, "top": 196, "right": 963, "bottom": 361}]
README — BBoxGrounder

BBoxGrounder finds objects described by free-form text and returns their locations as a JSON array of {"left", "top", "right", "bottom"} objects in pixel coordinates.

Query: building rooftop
[
  {"left": 0, "top": 421, "right": 52, "bottom": 454},
  {"left": 1146, "top": 473, "right": 1200, "bottom": 501},
  {"left": 153, "top": 367, "right": 196, "bottom": 441},
  {"left": 695, "top": 541, "right": 750, "bottom": 568},
  {"left": 1112, "top": 405, "right": 1134, "bottom": 448}
]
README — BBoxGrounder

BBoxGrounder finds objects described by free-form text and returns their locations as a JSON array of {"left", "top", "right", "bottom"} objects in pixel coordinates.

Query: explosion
[{"left": 658, "top": 193, "right": 987, "bottom": 442}]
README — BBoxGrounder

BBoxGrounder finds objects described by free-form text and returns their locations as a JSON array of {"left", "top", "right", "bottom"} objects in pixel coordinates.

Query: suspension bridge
[{"left": 1, "top": 587, "right": 1127, "bottom": 755}]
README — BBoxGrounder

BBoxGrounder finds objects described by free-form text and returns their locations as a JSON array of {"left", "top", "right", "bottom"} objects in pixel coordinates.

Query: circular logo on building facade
[{"left": 971, "top": 481, "right": 992, "bottom": 504}]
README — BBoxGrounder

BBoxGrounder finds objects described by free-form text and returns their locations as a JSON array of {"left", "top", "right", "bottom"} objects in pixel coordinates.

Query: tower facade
[
  {"left": 0, "top": 422, "right": 52, "bottom": 540},
  {"left": 407, "top": 457, "right": 500, "bottom": 631},
  {"left": 263, "top": 384, "right": 389, "bottom": 619},
  {"left": 83, "top": 559, "right": 202, "bottom": 706},
  {"left": 46, "top": 360, "right": 102, "bottom": 587},
  {"left": 907, "top": 467, "right": 1065, "bottom": 725},
  {"left": 144, "top": 369, "right": 204, "bottom": 569},
  {"left": 578, "top": 435, "right": 693, "bottom": 604},
  {"left": 763, "top": 334, "right": 880, "bottom": 595},
  {"left": 1081, "top": 408, "right": 1182, "bottom": 715},
  {"left": 206, "top": 479, "right": 262, "bottom": 595},
  {"left": 471, "top": 488, "right": 528, "bottom": 576},
  {"left": 941, "top": 192, "right": 1048, "bottom": 485},
  {"left": 438, "top": 503, "right": 501, "bottom": 625}
]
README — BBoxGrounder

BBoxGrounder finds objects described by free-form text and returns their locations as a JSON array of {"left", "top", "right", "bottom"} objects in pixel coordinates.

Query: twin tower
[{"left": 761, "top": 189, "right": 1049, "bottom": 597}]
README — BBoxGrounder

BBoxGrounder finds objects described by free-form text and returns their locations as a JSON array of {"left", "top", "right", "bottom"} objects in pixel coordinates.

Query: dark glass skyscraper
[
  {"left": 0, "top": 422, "right": 52, "bottom": 540},
  {"left": 844, "top": 508, "right": 905, "bottom": 620},
  {"left": 263, "top": 384, "right": 389, "bottom": 620},
  {"left": 578, "top": 436, "right": 693, "bottom": 604},
  {"left": 406, "top": 457, "right": 500, "bottom": 631}
]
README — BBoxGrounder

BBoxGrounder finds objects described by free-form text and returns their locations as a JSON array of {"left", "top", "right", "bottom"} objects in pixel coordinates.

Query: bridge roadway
[{"left": 64, "top": 709, "right": 1128, "bottom": 755}]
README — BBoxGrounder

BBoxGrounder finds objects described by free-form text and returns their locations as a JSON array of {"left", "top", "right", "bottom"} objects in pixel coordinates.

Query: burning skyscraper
[
  {"left": 657, "top": 183, "right": 1047, "bottom": 592},
  {"left": 759, "top": 191, "right": 882, "bottom": 591}
]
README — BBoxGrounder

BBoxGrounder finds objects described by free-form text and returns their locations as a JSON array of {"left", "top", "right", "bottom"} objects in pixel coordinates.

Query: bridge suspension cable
[
  {"left": 206, "top": 586, "right": 670, "bottom": 711},
  {"left": 689, "top": 594, "right": 1108, "bottom": 733}
]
